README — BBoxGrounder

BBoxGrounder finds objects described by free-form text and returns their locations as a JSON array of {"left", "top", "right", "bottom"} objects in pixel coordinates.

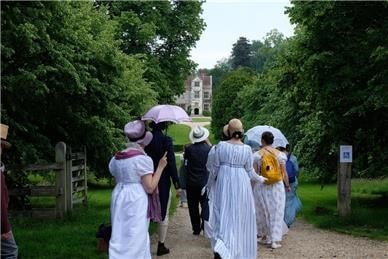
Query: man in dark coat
[
  {"left": 184, "top": 126, "right": 211, "bottom": 235},
  {"left": 145, "top": 122, "right": 181, "bottom": 256},
  {"left": 1, "top": 124, "right": 18, "bottom": 259}
]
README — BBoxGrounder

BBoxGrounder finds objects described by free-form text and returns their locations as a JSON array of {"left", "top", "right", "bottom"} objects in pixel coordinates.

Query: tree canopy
[
  {"left": 99, "top": 1, "right": 205, "bottom": 103},
  {"left": 211, "top": 1, "right": 388, "bottom": 180},
  {"left": 211, "top": 68, "right": 255, "bottom": 140},
  {"left": 1, "top": 1, "right": 204, "bottom": 177},
  {"left": 231, "top": 37, "right": 252, "bottom": 69}
]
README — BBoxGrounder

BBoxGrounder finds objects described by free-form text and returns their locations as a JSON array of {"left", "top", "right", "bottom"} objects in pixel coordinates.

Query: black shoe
[
  {"left": 193, "top": 231, "right": 201, "bottom": 235},
  {"left": 214, "top": 252, "right": 222, "bottom": 259},
  {"left": 157, "top": 242, "right": 170, "bottom": 256}
]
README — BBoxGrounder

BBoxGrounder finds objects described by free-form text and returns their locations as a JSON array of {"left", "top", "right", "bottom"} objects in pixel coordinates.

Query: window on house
[
  {"left": 194, "top": 91, "right": 200, "bottom": 98},
  {"left": 194, "top": 81, "right": 200, "bottom": 87},
  {"left": 204, "top": 104, "right": 209, "bottom": 111},
  {"left": 204, "top": 91, "right": 209, "bottom": 99}
]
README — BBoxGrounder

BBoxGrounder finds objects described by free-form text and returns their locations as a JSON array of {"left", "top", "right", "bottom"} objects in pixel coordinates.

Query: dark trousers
[{"left": 186, "top": 185, "right": 209, "bottom": 234}]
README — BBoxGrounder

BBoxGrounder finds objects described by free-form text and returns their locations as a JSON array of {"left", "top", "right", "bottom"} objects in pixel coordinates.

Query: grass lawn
[
  {"left": 298, "top": 178, "right": 388, "bottom": 241},
  {"left": 12, "top": 157, "right": 182, "bottom": 259},
  {"left": 167, "top": 124, "right": 191, "bottom": 146},
  {"left": 191, "top": 117, "right": 211, "bottom": 122},
  {"left": 12, "top": 187, "right": 178, "bottom": 259},
  {"left": 12, "top": 188, "right": 111, "bottom": 259},
  {"left": 205, "top": 125, "right": 216, "bottom": 145}
]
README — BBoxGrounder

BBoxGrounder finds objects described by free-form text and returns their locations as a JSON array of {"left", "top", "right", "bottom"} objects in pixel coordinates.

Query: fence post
[
  {"left": 83, "top": 146, "right": 88, "bottom": 206},
  {"left": 337, "top": 145, "right": 352, "bottom": 217},
  {"left": 55, "top": 142, "right": 67, "bottom": 218},
  {"left": 66, "top": 146, "right": 73, "bottom": 213}
]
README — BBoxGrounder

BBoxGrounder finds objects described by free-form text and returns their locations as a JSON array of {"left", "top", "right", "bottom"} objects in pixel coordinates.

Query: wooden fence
[{"left": 9, "top": 142, "right": 87, "bottom": 219}]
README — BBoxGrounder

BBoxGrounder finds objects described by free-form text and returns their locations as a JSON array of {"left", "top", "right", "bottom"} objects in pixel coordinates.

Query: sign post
[{"left": 337, "top": 145, "right": 352, "bottom": 217}]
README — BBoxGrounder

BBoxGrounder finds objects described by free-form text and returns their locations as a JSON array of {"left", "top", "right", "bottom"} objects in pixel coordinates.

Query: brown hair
[{"left": 261, "top": 131, "right": 274, "bottom": 145}]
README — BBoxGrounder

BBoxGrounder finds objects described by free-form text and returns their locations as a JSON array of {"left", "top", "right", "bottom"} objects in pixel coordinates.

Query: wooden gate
[
  {"left": 66, "top": 146, "right": 88, "bottom": 212},
  {"left": 8, "top": 142, "right": 87, "bottom": 219}
]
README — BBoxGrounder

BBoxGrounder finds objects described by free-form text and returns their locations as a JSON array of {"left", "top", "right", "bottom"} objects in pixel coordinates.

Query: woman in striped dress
[{"left": 206, "top": 119, "right": 266, "bottom": 259}]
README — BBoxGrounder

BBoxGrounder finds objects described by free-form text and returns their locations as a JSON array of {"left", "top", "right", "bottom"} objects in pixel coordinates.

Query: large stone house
[{"left": 175, "top": 73, "right": 212, "bottom": 116}]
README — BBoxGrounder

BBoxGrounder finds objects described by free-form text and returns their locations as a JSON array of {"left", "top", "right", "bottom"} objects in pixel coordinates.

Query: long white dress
[
  {"left": 206, "top": 142, "right": 257, "bottom": 259},
  {"left": 253, "top": 151, "right": 287, "bottom": 243},
  {"left": 108, "top": 152, "right": 154, "bottom": 259}
]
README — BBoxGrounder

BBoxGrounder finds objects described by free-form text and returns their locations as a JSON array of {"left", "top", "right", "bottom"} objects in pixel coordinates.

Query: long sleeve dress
[
  {"left": 206, "top": 141, "right": 257, "bottom": 259},
  {"left": 108, "top": 151, "right": 154, "bottom": 259}
]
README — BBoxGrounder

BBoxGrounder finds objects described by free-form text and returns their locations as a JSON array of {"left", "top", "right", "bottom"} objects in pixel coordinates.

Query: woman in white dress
[
  {"left": 206, "top": 119, "right": 266, "bottom": 259},
  {"left": 109, "top": 120, "right": 167, "bottom": 259},
  {"left": 253, "top": 131, "right": 291, "bottom": 249}
]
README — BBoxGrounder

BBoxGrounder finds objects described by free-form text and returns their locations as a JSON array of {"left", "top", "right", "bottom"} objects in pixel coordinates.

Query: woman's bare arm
[{"left": 141, "top": 152, "right": 167, "bottom": 194}]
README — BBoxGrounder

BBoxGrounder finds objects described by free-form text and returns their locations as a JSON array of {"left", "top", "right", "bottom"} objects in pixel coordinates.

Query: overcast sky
[{"left": 190, "top": 0, "right": 295, "bottom": 69}]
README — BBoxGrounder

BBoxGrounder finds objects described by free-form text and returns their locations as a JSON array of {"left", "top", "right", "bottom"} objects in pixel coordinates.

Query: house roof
[{"left": 185, "top": 74, "right": 212, "bottom": 87}]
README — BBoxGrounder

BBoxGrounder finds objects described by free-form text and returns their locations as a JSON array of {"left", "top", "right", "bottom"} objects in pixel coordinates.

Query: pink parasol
[{"left": 142, "top": 105, "right": 191, "bottom": 124}]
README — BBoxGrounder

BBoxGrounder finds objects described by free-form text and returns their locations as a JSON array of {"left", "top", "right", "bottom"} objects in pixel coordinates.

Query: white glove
[{"left": 253, "top": 174, "right": 268, "bottom": 184}]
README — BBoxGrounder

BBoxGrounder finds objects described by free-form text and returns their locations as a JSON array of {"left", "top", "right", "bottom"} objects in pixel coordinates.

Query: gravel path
[{"left": 151, "top": 206, "right": 388, "bottom": 258}]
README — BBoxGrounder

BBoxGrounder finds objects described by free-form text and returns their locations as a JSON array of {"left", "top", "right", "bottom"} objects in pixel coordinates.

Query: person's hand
[
  {"left": 176, "top": 188, "right": 182, "bottom": 198},
  {"left": 256, "top": 175, "right": 268, "bottom": 184},
  {"left": 285, "top": 186, "right": 291, "bottom": 192},
  {"left": 205, "top": 138, "right": 212, "bottom": 146},
  {"left": 158, "top": 152, "right": 168, "bottom": 170},
  {"left": 1, "top": 231, "right": 12, "bottom": 240}
]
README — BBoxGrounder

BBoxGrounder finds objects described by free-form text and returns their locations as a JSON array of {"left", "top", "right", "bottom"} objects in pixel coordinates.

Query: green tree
[
  {"left": 211, "top": 68, "right": 256, "bottom": 140},
  {"left": 231, "top": 37, "right": 252, "bottom": 69},
  {"left": 1, "top": 2, "right": 156, "bottom": 177},
  {"left": 208, "top": 58, "right": 232, "bottom": 91},
  {"left": 241, "top": 1, "right": 388, "bottom": 180},
  {"left": 285, "top": 1, "right": 388, "bottom": 178},
  {"left": 251, "top": 29, "right": 286, "bottom": 73},
  {"left": 99, "top": 1, "right": 206, "bottom": 103}
]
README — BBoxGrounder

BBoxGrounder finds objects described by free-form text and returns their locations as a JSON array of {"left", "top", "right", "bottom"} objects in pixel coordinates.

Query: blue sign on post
[{"left": 340, "top": 145, "right": 352, "bottom": 163}]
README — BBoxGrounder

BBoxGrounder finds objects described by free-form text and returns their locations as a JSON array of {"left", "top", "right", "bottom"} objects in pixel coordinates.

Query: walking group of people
[{"left": 107, "top": 118, "right": 302, "bottom": 259}]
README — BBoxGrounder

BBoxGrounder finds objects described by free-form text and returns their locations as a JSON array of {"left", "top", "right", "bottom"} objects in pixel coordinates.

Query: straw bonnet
[
  {"left": 0, "top": 124, "right": 11, "bottom": 149},
  {"left": 189, "top": 126, "right": 210, "bottom": 144},
  {"left": 228, "top": 118, "right": 244, "bottom": 136},
  {"left": 124, "top": 120, "right": 153, "bottom": 146}
]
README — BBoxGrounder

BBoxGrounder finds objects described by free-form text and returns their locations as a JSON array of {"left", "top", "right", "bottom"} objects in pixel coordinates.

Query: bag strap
[{"left": 261, "top": 146, "right": 279, "bottom": 158}]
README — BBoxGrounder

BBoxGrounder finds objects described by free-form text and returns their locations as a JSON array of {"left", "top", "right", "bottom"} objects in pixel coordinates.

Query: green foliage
[
  {"left": 211, "top": 68, "right": 256, "bottom": 140},
  {"left": 251, "top": 29, "right": 287, "bottom": 73},
  {"left": 205, "top": 125, "right": 216, "bottom": 145},
  {"left": 239, "top": 2, "right": 388, "bottom": 179},
  {"left": 100, "top": 1, "right": 206, "bottom": 103},
  {"left": 208, "top": 58, "right": 232, "bottom": 91},
  {"left": 285, "top": 1, "right": 388, "bottom": 178},
  {"left": 186, "top": 105, "right": 192, "bottom": 116},
  {"left": 202, "top": 110, "right": 211, "bottom": 117},
  {"left": 208, "top": 31, "right": 285, "bottom": 92},
  {"left": 1, "top": 2, "right": 156, "bottom": 177},
  {"left": 231, "top": 37, "right": 252, "bottom": 69}
]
